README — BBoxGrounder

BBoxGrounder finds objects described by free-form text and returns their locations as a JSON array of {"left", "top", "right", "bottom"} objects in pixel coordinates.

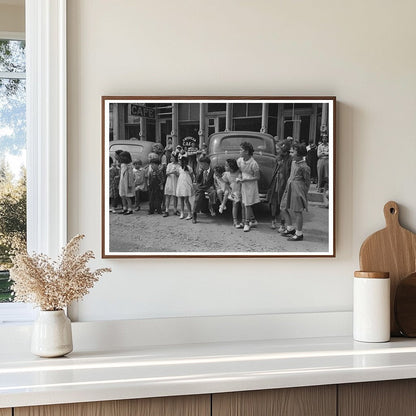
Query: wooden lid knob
[{"left": 354, "top": 271, "right": 390, "bottom": 279}]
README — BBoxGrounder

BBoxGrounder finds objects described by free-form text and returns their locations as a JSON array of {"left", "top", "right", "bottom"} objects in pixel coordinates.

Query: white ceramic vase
[{"left": 31, "top": 310, "right": 73, "bottom": 357}]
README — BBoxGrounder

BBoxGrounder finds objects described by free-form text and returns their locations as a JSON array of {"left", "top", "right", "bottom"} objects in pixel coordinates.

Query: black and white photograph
[{"left": 102, "top": 97, "right": 335, "bottom": 257}]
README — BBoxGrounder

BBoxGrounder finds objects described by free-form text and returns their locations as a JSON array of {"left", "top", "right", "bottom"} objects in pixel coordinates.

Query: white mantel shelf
[{"left": 2, "top": 335, "right": 416, "bottom": 409}]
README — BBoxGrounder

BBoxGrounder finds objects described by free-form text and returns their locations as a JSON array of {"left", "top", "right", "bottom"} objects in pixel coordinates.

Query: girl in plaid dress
[
  {"left": 109, "top": 156, "right": 120, "bottom": 213},
  {"left": 280, "top": 143, "right": 311, "bottom": 241}
]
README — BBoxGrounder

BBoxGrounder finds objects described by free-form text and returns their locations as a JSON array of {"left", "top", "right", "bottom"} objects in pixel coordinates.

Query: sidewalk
[{"left": 109, "top": 200, "right": 330, "bottom": 254}]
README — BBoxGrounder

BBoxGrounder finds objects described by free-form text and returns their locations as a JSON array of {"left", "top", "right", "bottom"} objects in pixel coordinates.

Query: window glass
[
  {"left": 178, "top": 103, "right": 190, "bottom": 121},
  {"left": 233, "top": 103, "right": 246, "bottom": 117},
  {"left": 268, "top": 117, "right": 277, "bottom": 137},
  {"left": 0, "top": 40, "right": 25, "bottom": 72},
  {"left": 247, "top": 103, "right": 262, "bottom": 117},
  {"left": 218, "top": 135, "right": 275, "bottom": 153},
  {"left": 207, "top": 103, "right": 226, "bottom": 113},
  {"left": 268, "top": 103, "right": 278, "bottom": 116},
  {"left": 189, "top": 103, "right": 199, "bottom": 120},
  {"left": 233, "top": 117, "right": 261, "bottom": 132},
  {"left": 0, "top": 39, "right": 27, "bottom": 303},
  {"left": 300, "top": 115, "right": 311, "bottom": 142}
]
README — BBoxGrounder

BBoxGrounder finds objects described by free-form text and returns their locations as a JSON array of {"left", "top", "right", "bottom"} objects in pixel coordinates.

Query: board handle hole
[{"left": 390, "top": 207, "right": 396, "bottom": 214}]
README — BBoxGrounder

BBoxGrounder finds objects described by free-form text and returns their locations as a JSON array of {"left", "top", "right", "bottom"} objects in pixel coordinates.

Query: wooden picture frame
[{"left": 102, "top": 96, "right": 336, "bottom": 258}]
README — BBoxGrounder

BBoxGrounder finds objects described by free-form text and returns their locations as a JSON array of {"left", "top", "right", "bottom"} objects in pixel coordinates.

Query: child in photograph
[
  {"left": 118, "top": 151, "right": 135, "bottom": 215},
  {"left": 317, "top": 134, "right": 329, "bottom": 192},
  {"left": 147, "top": 158, "right": 165, "bottom": 215},
  {"left": 173, "top": 144, "right": 182, "bottom": 156},
  {"left": 192, "top": 156, "right": 215, "bottom": 223},
  {"left": 187, "top": 141, "right": 199, "bottom": 173},
  {"left": 280, "top": 143, "right": 311, "bottom": 241},
  {"left": 133, "top": 159, "right": 146, "bottom": 211},
  {"left": 237, "top": 142, "right": 260, "bottom": 232},
  {"left": 164, "top": 137, "right": 173, "bottom": 163},
  {"left": 176, "top": 156, "right": 194, "bottom": 220},
  {"left": 268, "top": 139, "right": 292, "bottom": 231},
  {"left": 213, "top": 165, "right": 226, "bottom": 211},
  {"left": 173, "top": 144, "right": 187, "bottom": 161},
  {"left": 199, "top": 143, "right": 208, "bottom": 159},
  {"left": 306, "top": 142, "right": 318, "bottom": 184},
  {"left": 109, "top": 156, "right": 120, "bottom": 213},
  {"left": 196, "top": 142, "right": 208, "bottom": 175},
  {"left": 219, "top": 158, "right": 243, "bottom": 228},
  {"left": 163, "top": 153, "right": 180, "bottom": 217}
]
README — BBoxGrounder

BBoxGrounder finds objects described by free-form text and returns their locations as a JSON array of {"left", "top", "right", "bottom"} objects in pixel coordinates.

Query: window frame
[{"left": 0, "top": 0, "right": 67, "bottom": 323}]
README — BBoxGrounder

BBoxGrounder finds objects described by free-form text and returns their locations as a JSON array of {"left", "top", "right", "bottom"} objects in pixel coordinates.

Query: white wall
[{"left": 67, "top": 0, "right": 416, "bottom": 322}]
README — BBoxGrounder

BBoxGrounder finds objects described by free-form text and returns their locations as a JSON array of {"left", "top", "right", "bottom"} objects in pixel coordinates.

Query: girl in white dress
[
  {"left": 163, "top": 153, "right": 180, "bottom": 217},
  {"left": 118, "top": 151, "right": 135, "bottom": 215},
  {"left": 219, "top": 158, "right": 243, "bottom": 228},
  {"left": 237, "top": 142, "right": 260, "bottom": 232},
  {"left": 176, "top": 156, "right": 194, "bottom": 219}
]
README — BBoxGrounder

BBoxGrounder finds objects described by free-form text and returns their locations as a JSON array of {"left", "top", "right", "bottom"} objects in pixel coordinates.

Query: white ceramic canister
[
  {"left": 31, "top": 310, "right": 73, "bottom": 357},
  {"left": 353, "top": 271, "right": 390, "bottom": 343}
]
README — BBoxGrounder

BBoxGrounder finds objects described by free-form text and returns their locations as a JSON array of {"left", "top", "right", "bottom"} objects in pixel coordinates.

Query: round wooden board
[
  {"left": 359, "top": 201, "right": 416, "bottom": 335},
  {"left": 395, "top": 272, "right": 416, "bottom": 337}
]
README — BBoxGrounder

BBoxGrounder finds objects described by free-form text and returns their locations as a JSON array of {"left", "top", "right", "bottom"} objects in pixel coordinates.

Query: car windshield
[
  {"left": 110, "top": 143, "right": 145, "bottom": 153},
  {"left": 215, "top": 135, "right": 274, "bottom": 154}
]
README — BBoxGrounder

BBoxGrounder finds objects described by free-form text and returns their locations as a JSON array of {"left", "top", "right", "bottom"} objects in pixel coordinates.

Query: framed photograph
[{"left": 102, "top": 96, "right": 336, "bottom": 258}]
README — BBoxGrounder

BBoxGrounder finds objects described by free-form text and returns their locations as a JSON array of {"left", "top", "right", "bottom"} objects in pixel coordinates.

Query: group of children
[{"left": 110, "top": 138, "right": 314, "bottom": 240}]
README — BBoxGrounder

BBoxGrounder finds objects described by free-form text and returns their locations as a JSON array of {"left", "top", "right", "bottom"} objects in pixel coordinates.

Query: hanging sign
[{"left": 130, "top": 104, "right": 156, "bottom": 119}]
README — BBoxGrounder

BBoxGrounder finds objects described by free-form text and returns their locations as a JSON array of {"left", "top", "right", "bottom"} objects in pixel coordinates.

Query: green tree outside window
[{"left": 0, "top": 39, "right": 27, "bottom": 302}]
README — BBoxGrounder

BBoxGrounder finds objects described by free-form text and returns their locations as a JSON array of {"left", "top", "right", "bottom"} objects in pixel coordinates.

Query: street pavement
[{"left": 109, "top": 196, "right": 330, "bottom": 255}]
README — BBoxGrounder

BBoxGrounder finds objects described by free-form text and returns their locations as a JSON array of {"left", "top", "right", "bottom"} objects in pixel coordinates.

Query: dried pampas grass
[{"left": 10, "top": 234, "right": 111, "bottom": 311}]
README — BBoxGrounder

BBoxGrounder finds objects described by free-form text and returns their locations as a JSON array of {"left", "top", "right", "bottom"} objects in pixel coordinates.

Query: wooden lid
[{"left": 354, "top": 271, "right": 389, "bottom": 279}]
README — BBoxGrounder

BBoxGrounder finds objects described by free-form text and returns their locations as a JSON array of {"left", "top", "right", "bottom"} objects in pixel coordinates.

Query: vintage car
[
  {"left": 109, "top": 139, "right": 156, "bottom": 167},
  {"left": 207, "top": 131, "right": 277, "bottom": 201}
]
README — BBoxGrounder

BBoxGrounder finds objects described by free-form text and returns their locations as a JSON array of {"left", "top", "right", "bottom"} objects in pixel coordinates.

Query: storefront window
[
  {"left": 247, "top": 103, "right": 262, "bottom": 117},
  {"left": 233, "top": 103, "right": 246, "bottom": 118},
  {"left": 207, "top": 103, "right": 226, "bottom": 113},
  {"left": 233, "top": 118, "right": 261, "bottom": 132},
  {"left": 268, "top": 117, "right": 277, "bottom": 137},
  {"left": 189, "top": 103, "right": 199, "bottom": 120},
  {"left": 147, "top": 119, "right": 156, "bottom": 141},
  {"left": 179, "top": 103, "right": 190, "bottom": 121},
  {"left": 300, "top": 115, "right": 311, "bottom": 142},
  {"left": 269, "top": 103, "right": 278, "bottom": 116},
  {"left": 178, "top": 123, "right": 199, "bottom": 142}
]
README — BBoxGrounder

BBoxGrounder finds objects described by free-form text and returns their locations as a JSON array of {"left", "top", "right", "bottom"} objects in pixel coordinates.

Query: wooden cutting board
[
  {"left": 395, "top": 272, "right": 416, "bottom": 337},
  {"left": 359, "top": 201, "right": 416, "bottom": 336}
]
